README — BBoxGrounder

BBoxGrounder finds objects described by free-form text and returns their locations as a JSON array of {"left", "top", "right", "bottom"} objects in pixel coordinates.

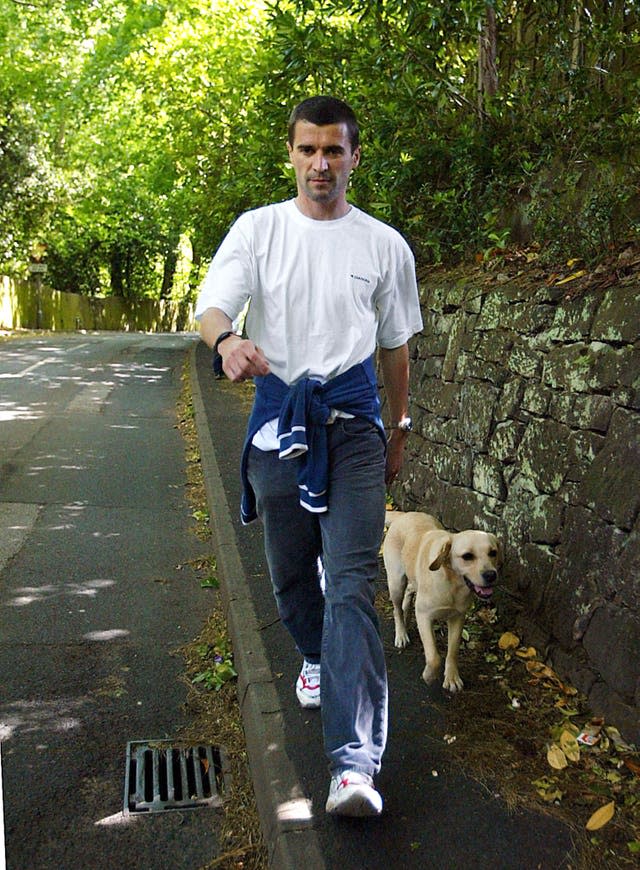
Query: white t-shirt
[{"left": 196, "top": 199, "right": 423, "bottom": 386}]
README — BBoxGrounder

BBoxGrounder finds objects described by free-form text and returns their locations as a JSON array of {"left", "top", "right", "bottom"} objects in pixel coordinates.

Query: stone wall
[{"left": 388, "top": 267, "right": 640, "bottom": 744}]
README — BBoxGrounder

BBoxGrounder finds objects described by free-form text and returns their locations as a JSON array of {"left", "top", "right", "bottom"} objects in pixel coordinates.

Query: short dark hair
[{"left": 288, "top": 96, "right": 360, "bottom": 151}]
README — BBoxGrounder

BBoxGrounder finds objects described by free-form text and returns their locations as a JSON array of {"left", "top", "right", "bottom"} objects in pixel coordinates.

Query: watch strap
[{"left": 213, "top": 330, "right": 235, "bottom": 356}]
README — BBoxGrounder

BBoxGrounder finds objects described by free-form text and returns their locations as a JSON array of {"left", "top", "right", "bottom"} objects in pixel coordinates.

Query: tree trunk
[
  {"left": 478, "top": 2, "right": 498, "bottom": 115},
  {"left": 110, "top": 247, "right": 124, "bottom": 296}
]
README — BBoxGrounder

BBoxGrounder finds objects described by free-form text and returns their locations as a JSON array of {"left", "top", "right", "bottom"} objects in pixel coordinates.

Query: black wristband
[{"left": 213, "top": 330, "right": 235, "bottom": 356}]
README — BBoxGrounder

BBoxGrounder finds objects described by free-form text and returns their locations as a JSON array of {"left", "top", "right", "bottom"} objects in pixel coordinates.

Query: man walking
[{"left": 197, "top": 96, "right": 422, "bottom": 816}]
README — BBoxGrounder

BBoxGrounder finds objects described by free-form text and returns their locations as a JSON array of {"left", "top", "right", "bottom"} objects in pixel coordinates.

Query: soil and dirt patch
[{"left": 376, "top": 585, "right": 639, "bottom": 869}]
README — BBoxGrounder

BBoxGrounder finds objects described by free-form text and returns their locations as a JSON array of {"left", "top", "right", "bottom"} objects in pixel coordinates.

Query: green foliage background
[{"left": 1, "top": 0, "right": 639, "bottom": 299}]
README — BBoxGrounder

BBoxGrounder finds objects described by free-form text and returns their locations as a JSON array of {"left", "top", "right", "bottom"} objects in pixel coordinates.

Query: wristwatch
[
  {"left": 213, "top": 330, "right": 236, "bottom": 356},
  {"left": 390, "top": 416, "right": 413, "bottom": 433}
]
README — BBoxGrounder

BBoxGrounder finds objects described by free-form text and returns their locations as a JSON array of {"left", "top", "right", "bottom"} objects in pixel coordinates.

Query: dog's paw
[
  {"left": 443, "top": 671, "right": 464, "bottom": 693},
  {"left": 421, "top": 663, "right": 440, "bottom": 684},
  {"left": 394, "top": 630, "right": 410, "bottom": 648}
]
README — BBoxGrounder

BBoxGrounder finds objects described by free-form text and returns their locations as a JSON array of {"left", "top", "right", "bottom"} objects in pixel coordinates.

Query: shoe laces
[{"left": 334, "top": 770, "right": 373, "bottom": 789}]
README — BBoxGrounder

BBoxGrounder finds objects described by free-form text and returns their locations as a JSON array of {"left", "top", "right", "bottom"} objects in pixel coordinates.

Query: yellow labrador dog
[{"left": 383, "top": 512, "right": 501, "bottom": 692}]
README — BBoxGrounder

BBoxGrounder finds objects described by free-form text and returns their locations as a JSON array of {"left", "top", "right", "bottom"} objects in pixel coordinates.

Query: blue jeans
[{"left": 246, "top": 417, "right": 388, "bottom": 776}]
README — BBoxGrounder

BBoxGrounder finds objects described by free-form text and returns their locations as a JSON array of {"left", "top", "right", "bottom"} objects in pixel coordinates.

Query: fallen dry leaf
[
  {"left": 556, "top": 269, "right": 587, "bottom": 285},
  {"left": 547, "top": 744, "right": 568, "bottom": 770},
  {"left": 623, "top": 757, "right": 640, "bottom": 778},
  {"left": 559, "top": 730, "right": 581, "bottom": 763},
  {"left": 585, "top": 801, "right": 616, "bottom": 831},
  {"left": 499, "top": 631, "right": 520, "bottom": 650},
  {"left": 515, "top": 646, "right": 537, "bottom": 659}
]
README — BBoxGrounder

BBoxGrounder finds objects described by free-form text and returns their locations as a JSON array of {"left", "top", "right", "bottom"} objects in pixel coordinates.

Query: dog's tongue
[{"left": 473, "top": 584, "right": 494, "bottom": 599}]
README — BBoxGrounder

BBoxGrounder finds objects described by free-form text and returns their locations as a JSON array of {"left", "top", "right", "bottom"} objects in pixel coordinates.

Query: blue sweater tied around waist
[{"left": 240, "top": 355, "right": 385, "bottom": 524}]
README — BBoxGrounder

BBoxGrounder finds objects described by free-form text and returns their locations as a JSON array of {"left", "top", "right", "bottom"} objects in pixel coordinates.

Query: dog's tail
[{"left": 384, "top": 509, "right": 406, "bottom": 528}]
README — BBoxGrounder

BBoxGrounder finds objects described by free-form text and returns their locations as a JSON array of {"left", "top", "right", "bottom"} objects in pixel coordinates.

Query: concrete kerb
[{"left": 189, "top": 345, "right": 326, "bottom": 870}]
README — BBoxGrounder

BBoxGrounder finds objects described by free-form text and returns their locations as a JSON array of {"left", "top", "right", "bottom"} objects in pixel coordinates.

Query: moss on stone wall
[{"left": 387, "top": 254, "right": 640, "bottom": 744}]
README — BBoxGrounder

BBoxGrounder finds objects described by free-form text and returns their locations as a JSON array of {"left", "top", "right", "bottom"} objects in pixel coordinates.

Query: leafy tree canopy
[{"left": 1, "top": 0, "right": 638, "bottom": 298}]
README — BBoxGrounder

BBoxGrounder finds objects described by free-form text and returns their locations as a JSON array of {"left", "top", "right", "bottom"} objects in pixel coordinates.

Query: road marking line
[{"left": 0, "top": 357, "right": 56, "bottom": 379}]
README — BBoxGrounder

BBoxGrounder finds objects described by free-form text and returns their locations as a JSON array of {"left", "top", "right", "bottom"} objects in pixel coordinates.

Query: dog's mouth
[{"left": 464, "top": 576, "right": 494, "bottom": 600}]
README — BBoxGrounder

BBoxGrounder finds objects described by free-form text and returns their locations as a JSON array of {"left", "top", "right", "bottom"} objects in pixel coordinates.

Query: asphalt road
[{"left": 0, "top": 332, "right": 221, "bottom": 870}]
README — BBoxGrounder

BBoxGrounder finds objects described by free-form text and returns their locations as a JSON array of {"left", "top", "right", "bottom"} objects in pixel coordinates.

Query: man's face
[{"left": 287, "top": 120, "right": 360, "bottom": 212}]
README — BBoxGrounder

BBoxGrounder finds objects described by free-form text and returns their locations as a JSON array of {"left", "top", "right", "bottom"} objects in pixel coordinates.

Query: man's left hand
[{"left": 385, "top": 430, "right": 408, "bottom": 485}]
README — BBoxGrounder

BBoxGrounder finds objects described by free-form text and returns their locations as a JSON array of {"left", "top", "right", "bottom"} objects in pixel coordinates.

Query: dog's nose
[{"left": 482, "top": 570, "right": 497, "bottom": 584}]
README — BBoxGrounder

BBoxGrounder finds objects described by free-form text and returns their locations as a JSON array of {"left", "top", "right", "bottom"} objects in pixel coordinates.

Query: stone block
[
  {"left": 556, "top": 504, "right": 626, "bottom": 602},
  {"left": 612, "top": 385, "right": 640, "bottom": 411},
  {"left": 543, "top": 341, "right": 639, "bottom": 393},
  {"left": 495, "top": 378, "right": 525, "bottom": 422},
  {"left": 546, "top": 292, "right": 599, "bottom": 341},
  {"left": 417, "top": 412, "right": 459, "bottom": 445},
  {"left": 477, "top": 290, "right": 510, "bottom": 329},
  {"left": 489, "top": 420, "right": 525, "bottom": 461},
  {"left": 587, "top": 682, "right": 640, "bottom": 747},
  {"left": 582, "top": 604, "right": 640, "bottom": 700},
  {"left": 431, "top": 442, "right": 467, "bottom": 484},
  {"left": 511, "top": 303, "right": 556, "bottom": 336},
  {"left": 529, "top": 495, "right": 565, "bottom": 544},
  {"left": 442, "top": 311, "right": 465, "bottom": 381},
  {"left": 566, "top": 394, "right": 614, "bottom": 432},
  {"left": 578, "top": 408, "right": 640, "bottom": 530},
  {"left": 507, "top": 343, "right": 542, "bottom": 378},
  {"left": 474, "top": 330, "right": 516, "bottom": 364},
  {"left": 456, "top": 352, "right": 508, "bottom": 385},
  {"left": 591, "top": 285, "right": 640, "bottom": 343},
  {"left": 473, "top": 454, "right": 507, "bottom": 500},
  {"left": 549, "top": 646, "right": 598, "bottom": 697},
  {"left": 521, "top": 382, "right": 551, "bottom": 415},
  {"left": 548, "top": 392, "right": 574, "bottom": 423},
  {"left": 462, "top": 289, "right": 483, "bottom": 314},
  {"left": 591, "top": 341, "right": 639, "bottom": 389},
  {"left": 516, "top": 418, "right": 572, "bottom": 494},
  {"left": 502, "top": 485, "right": 538, "bottom": 544},
  {"left": 542, "top": 342, "right": 596, "bottom": 392},
  {"left": 457, "top": 380, "right": 499, "bottom": 448},
  {"left": 439, "top": 485, "right": 502, "bottom": 532},
  {"left": 415, "top": 330, "right": 449, "bottom": 357},
  {"left": 619, "top": 514, "right": 640, "bottom": 610},
  {"left": 565, "top": 430, "right": 604, "bottom": 482},
  {"left": 518, "top": 542, "right": 557, "bottom": 615},
  {"left": 421, "top": 380, "right": 460, "bottom": 417}
]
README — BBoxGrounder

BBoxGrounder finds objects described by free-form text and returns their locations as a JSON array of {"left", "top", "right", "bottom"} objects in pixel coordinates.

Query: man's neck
[{"left": 293, "top": 196, "right": 352, "bottom": 221}]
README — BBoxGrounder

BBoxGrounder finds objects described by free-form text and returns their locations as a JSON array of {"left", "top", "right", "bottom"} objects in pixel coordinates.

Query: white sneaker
[
  {"left": 296, "top": 660, "right": 321, "bottom": 708},
  {"left": 326, "top": 770, "right": 383, "bottom": 817}
]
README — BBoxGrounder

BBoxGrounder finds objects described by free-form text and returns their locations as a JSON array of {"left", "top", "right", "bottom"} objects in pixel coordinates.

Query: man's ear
[{"left": 351, "top": 146, "right": 361, "bottom": 169}]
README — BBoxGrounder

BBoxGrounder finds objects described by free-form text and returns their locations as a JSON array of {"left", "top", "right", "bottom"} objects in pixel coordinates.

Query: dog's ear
[{"left": 429, "top": 538, "right": 451, "bottom": 571}]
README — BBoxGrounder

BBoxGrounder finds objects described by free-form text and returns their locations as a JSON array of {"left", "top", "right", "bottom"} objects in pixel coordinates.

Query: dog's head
[{"left": 429, "top": 530, "right": 502, "bottom": 601}]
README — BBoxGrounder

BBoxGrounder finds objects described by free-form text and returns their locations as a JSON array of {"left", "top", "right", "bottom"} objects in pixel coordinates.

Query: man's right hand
[
  {"left": 200, "top": 307, "right": 271, "bottom": 382},
  {"left": 219, "top": 335, "right": 270, "bottom": 382}
]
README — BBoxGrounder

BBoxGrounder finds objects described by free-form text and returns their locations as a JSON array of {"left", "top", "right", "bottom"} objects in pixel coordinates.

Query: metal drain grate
[{"left": 124, "top": 740, "right": 229, "bottom": 814}]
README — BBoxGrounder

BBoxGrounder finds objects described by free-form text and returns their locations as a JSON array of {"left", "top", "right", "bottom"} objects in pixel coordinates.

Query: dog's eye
[
  {"left": 461, "top": 553, "right": 475, "bottom": 562},
  {"left": 489, "top": 549, "right": 498, "bottom": 558}
]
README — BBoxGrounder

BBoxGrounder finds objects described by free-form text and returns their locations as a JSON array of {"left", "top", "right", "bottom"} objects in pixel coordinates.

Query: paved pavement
[
  {"left": 0, "top": 333, "right": 221, "bottom": 870},
  {"left": 191, "top": 339, "right": 577, "bottom": 870}
]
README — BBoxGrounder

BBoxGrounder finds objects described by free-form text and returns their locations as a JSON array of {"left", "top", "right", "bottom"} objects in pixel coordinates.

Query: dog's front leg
[
  {"left": 416, "top": 613, "right": 441, "bottom": 684},
  {"left": 389, "top": 575, "right": 410, "bottom": 648},
  {"left": 443, "top": 613, "right": 465, "bottom": 692}
]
